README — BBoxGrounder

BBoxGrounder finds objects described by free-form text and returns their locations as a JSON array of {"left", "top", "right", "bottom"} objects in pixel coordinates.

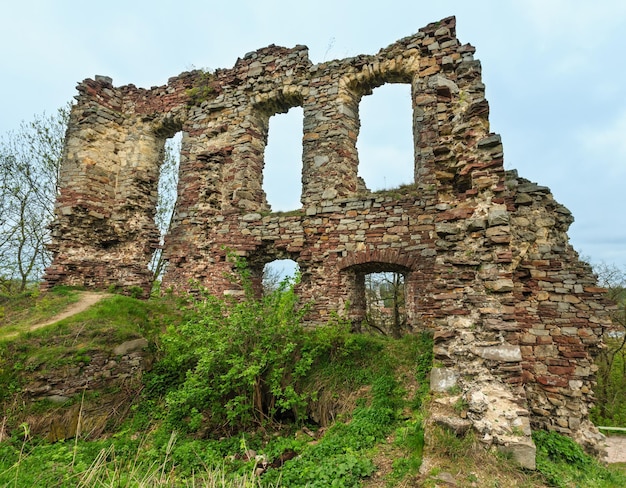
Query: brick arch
[
  {"left": 342, "top": 58, "right": 416, "bottom": 97},
  {"left": 152, "top": 115, "right": 185, "bottom": 139},
  {"left": 253, "top": 87, "right": 304, "bottom": 117},
  {"left": 337, "top": 249, "right": 419, "bottom": 272}
]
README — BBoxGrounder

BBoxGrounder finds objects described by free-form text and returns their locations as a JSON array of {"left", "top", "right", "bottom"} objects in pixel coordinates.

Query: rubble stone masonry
[{"left": 44, "top": 17, "right": 613, "bottom": 467}]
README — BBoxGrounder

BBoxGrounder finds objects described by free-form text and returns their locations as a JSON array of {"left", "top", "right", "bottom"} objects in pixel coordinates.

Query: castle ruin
[{"left": 44, "top": 17, "right": 613, "bottom": 467}]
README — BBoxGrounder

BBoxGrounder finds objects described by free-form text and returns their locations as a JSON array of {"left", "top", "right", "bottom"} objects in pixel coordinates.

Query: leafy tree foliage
[
  {"left": 157, "top": 262, "right": 319, "bottom": 432},
  {"left": 364, "top": 271, "right": 406, "bottom": 338},
  {"left": 0, "top": 108, "right": 180, "bottom": 294},
  {"left": 591, "top": 263, "right": 626, "bottom": 425},
  {"left": 0, "top": 105, "right": 69, "bottom": 293}
]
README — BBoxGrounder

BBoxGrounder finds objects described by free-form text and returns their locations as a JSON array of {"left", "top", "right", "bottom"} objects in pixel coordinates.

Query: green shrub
[
  {"left": 534, "top": 430, "right": 626, "bottom": 487},
  {"left": 160, "top": 266, "right": 331, "bottom": 432}
]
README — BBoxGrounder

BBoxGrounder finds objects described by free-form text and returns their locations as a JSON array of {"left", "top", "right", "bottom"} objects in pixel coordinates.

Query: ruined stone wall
[
  {"left": 507, "top": 174, "right": 612, "bottom": 450},
  {"left": 45, "top": 17, "right": 612, "bottom": 466}
]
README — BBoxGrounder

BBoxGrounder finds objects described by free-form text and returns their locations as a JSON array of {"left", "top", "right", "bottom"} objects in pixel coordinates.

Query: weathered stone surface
[
  {"left": 432, "top": 414, "right": 473, "bottom": 436},
  {"left": 23, "top": 345, "right": 151, "bottom": 402},
  {"left": 44, "top": 16, "right": 614, "bottom": 461},
  {"left": 430, "top": 367, "right": 459, "bottom": 392},
  {"left": 113, "top": 338, "right": 149, "bottom": 356},
  {"left": 473, "top": 344, "right": 522, "bottom": 362},
  {"left": 498, "top": 440, "right": 537, "bottom": 470},
  {"left": 467, "top": 390, "right": 489, "bottom": 414},
  {"left": 432, "top": 472, "right": 458, "bottom": 486},
  {"left": 46, "top": 395, "right": 70, "bottom": 404}
]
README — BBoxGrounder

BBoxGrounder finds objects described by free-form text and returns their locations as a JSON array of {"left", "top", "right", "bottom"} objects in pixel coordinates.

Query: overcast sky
[{"left": 2, "top": 0, "right": 625, "bottom": 270}]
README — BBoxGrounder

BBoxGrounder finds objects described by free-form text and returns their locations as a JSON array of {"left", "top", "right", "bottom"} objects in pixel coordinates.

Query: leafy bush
[
  {"left": 534, "top": 430, "right": 626, "bottom": 487},
  {"left": 263, "top": 374, "right": 400, "bottom": 488},
  {"left": 159, "top": 265, "right": 338, "bottom": 432}
]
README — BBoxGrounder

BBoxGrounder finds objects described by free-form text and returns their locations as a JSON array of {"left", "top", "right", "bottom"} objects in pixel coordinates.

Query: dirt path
[
  {"left": 29, "top": 291, "right": 110, "bottom": 332},
  {"left": 2, "top": 291, "right": 110, "bottom": 340},
  {"left": 605, "top": 436, "right": 626, "bottom": 464}
]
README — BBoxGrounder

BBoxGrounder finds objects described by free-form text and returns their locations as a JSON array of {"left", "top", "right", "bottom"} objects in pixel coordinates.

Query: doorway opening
[{"left": 364, "top": 271, "right": 407, "bottom": 338}]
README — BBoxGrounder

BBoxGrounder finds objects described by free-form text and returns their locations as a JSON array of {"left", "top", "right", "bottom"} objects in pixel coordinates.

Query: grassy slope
[{"left": 0, "top": 288, "right": 625, "bottom": 487}]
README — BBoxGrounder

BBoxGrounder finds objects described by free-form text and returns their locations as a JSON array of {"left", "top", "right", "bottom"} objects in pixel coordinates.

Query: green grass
[
  {"left": 0, "top": 283, "right": 434, "bottom": 487},
  {"left": 0, "top": 286, "right": 82, "bottom": 340},
  {"left": 534, "top": 430, "right": 626, "bottom": 487},
  {"left": 2, "top": 276, "right": 626, "bottom": 487},
  {"left": 0, "top": 290, "right": 180, "bottom": 410},
  {"left": 0, "top": 433, "right": 276, "bottom": 487}
]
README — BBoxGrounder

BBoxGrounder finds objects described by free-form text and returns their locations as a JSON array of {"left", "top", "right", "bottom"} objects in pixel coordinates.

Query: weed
[
  {"left": 453, "top": 396, "right": 469, "bottom": 414},
  {"left": 186, "top": 70, "right": 216, "bottom": 106},
  {"left": 430, "top": 424, "right": 477, "bottom": 461},
  {"left": 128, "top": 285, "right": 144, "bottom": 299},
  {"left": 534, "top": 430, "right": 626, "bottom": 487}
]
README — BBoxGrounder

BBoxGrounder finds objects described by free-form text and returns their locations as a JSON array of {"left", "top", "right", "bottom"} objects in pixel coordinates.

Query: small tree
[
  {"left": 0, "top": 105, "right": 69, "bottom": 293},
  {"left": 591, "top": 263, "right": 626, "bottom": 425},
  {"left": 365, "top": 271, "right": 406, "bottom": 338},
  {"left": 159, "top": 259, "right": 315, "bottom": 432}
]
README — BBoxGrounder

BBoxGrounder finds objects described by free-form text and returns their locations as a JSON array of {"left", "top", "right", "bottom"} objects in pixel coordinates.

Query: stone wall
[{"left": 44, "top": 17, "right": 613, "bottom": 466}]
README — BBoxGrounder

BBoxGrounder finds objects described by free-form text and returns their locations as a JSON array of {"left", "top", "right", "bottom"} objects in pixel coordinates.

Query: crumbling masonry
[{"left": 44, "top": 17, "right": 613, "bottom": 467}]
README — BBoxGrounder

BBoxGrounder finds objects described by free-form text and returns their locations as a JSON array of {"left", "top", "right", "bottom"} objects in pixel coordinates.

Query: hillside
[{"left": 1, "top": 286, "right": 625, "bottom": 487}]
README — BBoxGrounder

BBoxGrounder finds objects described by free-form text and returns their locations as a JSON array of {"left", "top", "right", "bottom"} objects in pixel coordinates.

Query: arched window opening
[
  {"left": 263, "top": 107, "right": 303, "bottom": 212},
  {"left": 150, "top": 131, "right": 182, "bottom": 284},
  {"left": 364, "top": 271, "right": 407, "bottom": 338},
  {"left": 356, "top": 83, "right": 413, "bottom": 191},
  {"left": 263, "top": 258, "right": 299, "bottom": 295}
]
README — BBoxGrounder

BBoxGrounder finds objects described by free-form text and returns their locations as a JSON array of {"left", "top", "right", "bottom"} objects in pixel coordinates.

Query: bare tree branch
[{"left": 0, "top": 104, "right": 70, "bottom": 293}]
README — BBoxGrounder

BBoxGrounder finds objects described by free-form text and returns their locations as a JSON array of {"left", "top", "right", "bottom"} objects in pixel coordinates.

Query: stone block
[
  {"left": 498, "top": 440, "right": 536, "bottom": 470},
  {"left": 430, "top": 367, "right": 459, "bottom": 392},
  {"left": 473, "top": 344, "right": 522, "bottom": 362}
]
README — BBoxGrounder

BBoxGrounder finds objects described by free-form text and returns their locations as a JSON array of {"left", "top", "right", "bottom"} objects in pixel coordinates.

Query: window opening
[
  {"left": 263, "top": 107, "right": 303, "bottom": 211},
  {"left": 263, "top": 259, "right": 299, "bottom": 295},
  {"left": 364, "top": 271, "right": 406, "bottom": 338},
  {"left": 150, "top": 131, "right": 182, "bottom": 283},
  {"left": 356, "top": 83, "right": 413, "bottom": 191}
]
